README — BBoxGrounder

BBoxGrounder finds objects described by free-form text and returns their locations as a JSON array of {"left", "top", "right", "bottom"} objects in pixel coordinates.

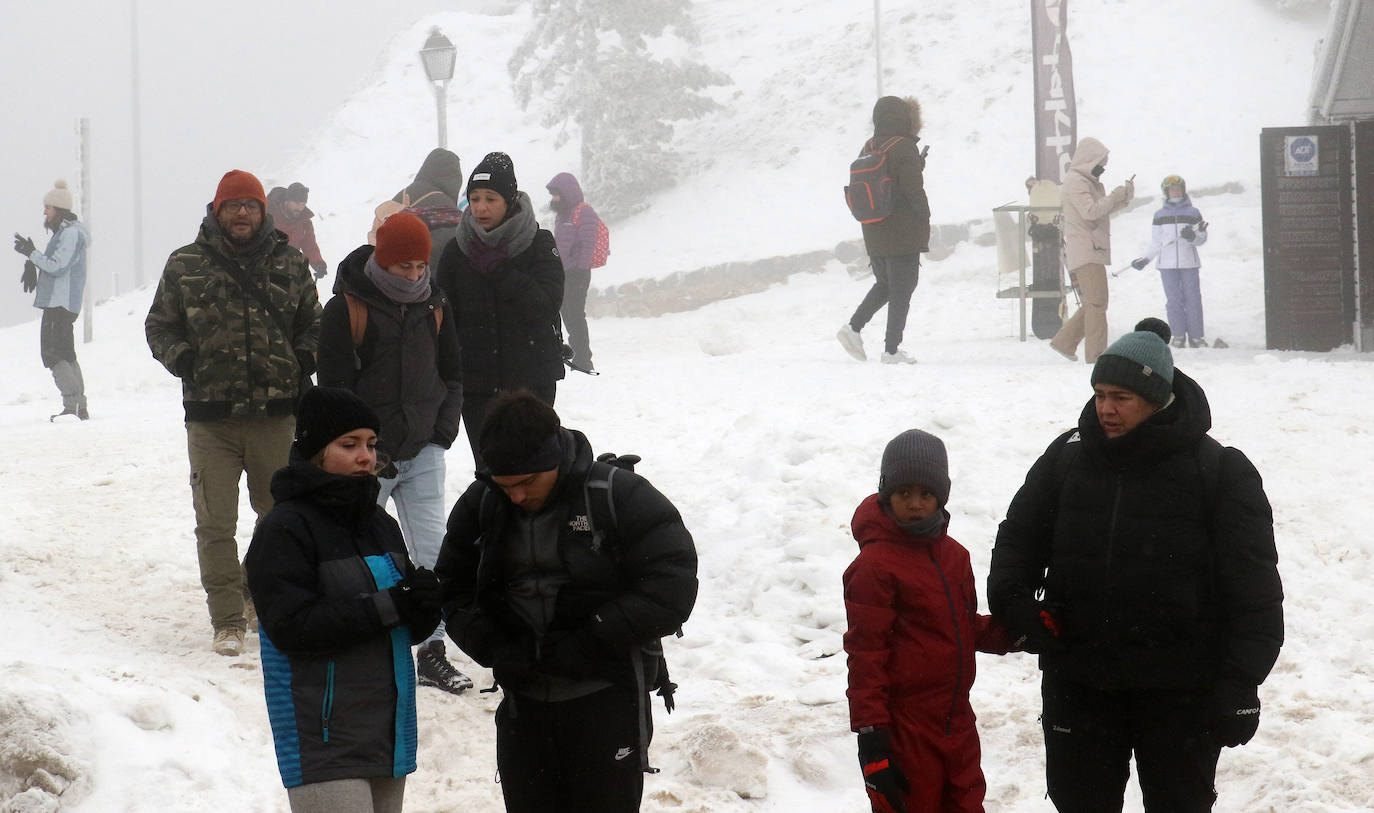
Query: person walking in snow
[
  {"left": 837, "top": 95, "right": 931, "bottom": 366},
  {"left": 266, "top": 182, "right": 329, "bottom": 279},
  {"left": 317, "top": 211, "right": 473, "bottom": 696},
  {"left": 1127, "top": 175, "right": 1212, "bottom": 348},
  {"left": 988, "top": 318, "right": 1284, "bottom": 812},
  {"left": 370, "top": 147, "right": 466, "bottom": 271},
  {"left": 435, "top": 390, "right": 698, "bottom": 813},
  {"left": 435, "top": 152, "right": 565, "bottom": 469},
  {"left": 844, "top": 429, "right": 1015, "bottom": 813},
  {"left": 245, "top": 386, "right": 442, "bottom": 813},
  {"left": 14, "top": 179, "right": 90, "bottom": 421},
  {"left": 546, "top": 171, "right": 602, "bottom": 372},
  {"left": 145, "top": 169, "right": 321, "bottom": 657},
  {"left": 1049, "top": 137, "right": 1134, "bottom": 364}
]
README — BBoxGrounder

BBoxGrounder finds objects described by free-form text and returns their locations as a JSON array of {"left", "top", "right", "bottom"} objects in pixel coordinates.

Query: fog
[{"left": 0, "top": 0, "right": 466, "bottom": 329}]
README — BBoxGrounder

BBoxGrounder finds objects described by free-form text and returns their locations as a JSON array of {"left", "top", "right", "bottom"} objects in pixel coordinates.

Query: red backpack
[
  {"left": 572, "top": 202, "right": 611, "bottom": 268},
  {"left": 844, "top": 136, "right": 905, "bottom": 224}
]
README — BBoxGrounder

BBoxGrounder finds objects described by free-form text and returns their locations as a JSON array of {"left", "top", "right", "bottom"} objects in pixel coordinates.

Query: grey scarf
[
  {"left": 456, "top": 191, "right": 539, "bottom": 273},
  {"left": 363, "top": 253, "right": 432, "bottom": 304}
]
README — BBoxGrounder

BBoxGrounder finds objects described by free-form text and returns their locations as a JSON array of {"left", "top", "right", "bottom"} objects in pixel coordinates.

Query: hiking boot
[
  {"left": 880, "top": 350, "right": 917, "bottom": 365},
  {"left": 417, "top": 642, "right": 473, "bottom": 694},
  {"left": 49, "top": 407, "right": 80, "bottom": 422},
  {"left": 1189, "top": 337, "right": 1209, "bottom": 348},
  {"left": 244, "top": 598, "right": 257, "bottom": 632},
  {"left": 1171, "top": 337, "right": 1186, "bottom": 348},
  {"left": 76, "top": 405, "right": 89, "bottom": 420},
  {"left": 212, "top": 628, "right": 245, "bottom": 657},
  {"left": 836, "top": 325, "right": 866, "bottom": 361}
]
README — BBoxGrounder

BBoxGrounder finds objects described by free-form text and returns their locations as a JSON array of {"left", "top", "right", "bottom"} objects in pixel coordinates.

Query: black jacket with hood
[
  {"left": 435, "top": 428, "right": 698, "bottom": 701},
  {"left": 860, "top": 95, "right": 932, "bottom": 258},
  {"left": 318, "top": 244, "right": 463, "bottom": 462},
  {"left": 244, "top": 457, "right": 439, "bottom": 789},
  {"left": 988, "top": 370, "right": 1284, "bottom": 693}
]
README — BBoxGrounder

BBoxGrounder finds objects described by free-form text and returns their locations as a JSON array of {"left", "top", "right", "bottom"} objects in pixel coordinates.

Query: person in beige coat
[{"left": 1050, "top": 137, "right": 1134, "bottom": 363}]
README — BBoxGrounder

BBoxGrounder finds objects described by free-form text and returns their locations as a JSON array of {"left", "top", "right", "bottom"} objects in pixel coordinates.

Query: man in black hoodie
[
  {"left": 436, "top": 391, "right": 698, "bottom": 812},
  {"left": 988, "top": 318, "right": 1284, "bottom": 812}
]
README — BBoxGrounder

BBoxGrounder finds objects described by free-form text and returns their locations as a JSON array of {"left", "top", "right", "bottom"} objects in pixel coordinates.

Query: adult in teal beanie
[{"left": 988, "top": 316, "right": 1284, "bottom": 811}]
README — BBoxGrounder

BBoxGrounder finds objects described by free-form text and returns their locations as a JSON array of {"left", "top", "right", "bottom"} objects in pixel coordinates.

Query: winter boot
[
  {"left": 212, "top": 628, "right": 245, "bottom": 657},
  {"left": 1189, "top": 337, "right": 1209, "bottom": 348},
  {"left": 836, "top": 325, "right": 866, "bottom": 361},
  {"left": 880, "top": 350, "right": 917, "bottom": 365},
  {"left": 417, "top": 641, "right": 474, "bottom": 694},
  {"left": 1171, "top": 337, "right": 1186, "bottom": 348}
]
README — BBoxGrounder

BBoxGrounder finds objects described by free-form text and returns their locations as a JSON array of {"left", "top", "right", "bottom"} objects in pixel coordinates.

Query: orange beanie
[
  {"left": 375, "top": 211, "right": 433, "bottom": 268},
  {"left": 212, "top": 170, "right": 267, "bottom": 213}
]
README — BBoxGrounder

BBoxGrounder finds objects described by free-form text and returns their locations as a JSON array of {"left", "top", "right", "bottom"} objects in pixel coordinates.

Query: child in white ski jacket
[{"left": 1129, "top": 175, "right": 1210, "bottom": 348}]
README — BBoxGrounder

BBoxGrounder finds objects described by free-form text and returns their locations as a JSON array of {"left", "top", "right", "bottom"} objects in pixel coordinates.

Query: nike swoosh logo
[{"left": 614, "top": 747, "right": 634, "bottom": 761}]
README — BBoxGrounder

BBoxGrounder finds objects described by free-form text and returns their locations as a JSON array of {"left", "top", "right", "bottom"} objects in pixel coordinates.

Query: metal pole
[
  {"left": 80, "top": 118, "right": 93, "bottom": 343},
  {"left": 435, "top": 80, "right": 449, "bottom": 148},
  {"left": 130, "top": 0, "right": 144, "bottom": 289},
  {"left": 873, "top": 0, "right": 883, "bottom": 97}
]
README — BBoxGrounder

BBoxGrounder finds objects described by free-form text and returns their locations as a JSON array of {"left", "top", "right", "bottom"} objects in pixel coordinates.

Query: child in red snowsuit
[{"left": 843, "top": 429, "right": 1015, "bottom": 813}]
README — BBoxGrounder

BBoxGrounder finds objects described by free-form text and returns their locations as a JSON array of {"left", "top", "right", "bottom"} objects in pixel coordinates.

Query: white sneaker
[
  {"left": 213, "top": 628, "right": 245, "bottom": 657},
  {"left": 880, "top": 350, "right": 917, "bottom": 365},
  {"left": 836, "top": 325, "right": 866, "bottom": 361}
]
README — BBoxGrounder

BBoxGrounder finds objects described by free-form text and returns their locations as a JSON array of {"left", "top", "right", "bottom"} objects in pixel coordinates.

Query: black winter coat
[
  {"left": 318, "top": 245, "right": 462, "bottom": 462},
  {"left": 860, "top": 96, "right": 931, "bottom": 257},
  {"left": 435, "top": 228, "right": 566, "bottom": 394},
  {"left": 244, "top": 459, "right": 439, "bottom": 788},
  {"left": 988, "top": 370, "right": 1283, "bottom": 692},
  {"left": 435, "top": 428, "right": 698, "bottom": 698}
]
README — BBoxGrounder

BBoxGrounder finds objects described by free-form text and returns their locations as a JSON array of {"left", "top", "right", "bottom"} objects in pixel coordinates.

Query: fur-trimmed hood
[{"left": 873, "top": 95, "right": 922, "bottom": 139}]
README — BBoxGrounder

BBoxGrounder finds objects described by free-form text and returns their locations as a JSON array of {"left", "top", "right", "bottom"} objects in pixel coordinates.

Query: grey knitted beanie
[
  {"left": 878, "top": 428, "right": 950, "bottom": 506},
  {"left": 1090, "top": 318, "right": 1175, "bottom": 406}
]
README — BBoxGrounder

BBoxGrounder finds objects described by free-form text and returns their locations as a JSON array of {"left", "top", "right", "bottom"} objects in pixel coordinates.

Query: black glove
[
  {"left": 857, "top": 728, "right": 909, "bottom": 813},
  {"left": 12, "top": 233, "right": 36, "bottom": 257},
  {"left": 21, "top": 261, "right": 37, "bottom": 293},
  {"left": 1005, "top": 597, "right": 1065, "bottom": 654},
  {"left": 311, "top": 260, "right": 328, "bottom": 279},
  {"left": 1207, "top": 680, "right": 1261, "bottom": 748},
  {"left": 1198, "top": 220, "right": 1209, "bottom": 232},
  {"left": 174, "top": 351, "right": 197, "bottom": 381},
  {"left": 490, "top": 638, "right": 539, "bottom": 690},
  {"left": 1180, "top": 225, "right": 1197, "bottom": 241},
  {"left": 1130, "top": 257, "right": 1149, "bottom": 271},
  {"left": 294, "top": 350, "right": 316, "bottom": 377},
  {"left": 389, "top": 567, "right": 441, "bottom": 626}
]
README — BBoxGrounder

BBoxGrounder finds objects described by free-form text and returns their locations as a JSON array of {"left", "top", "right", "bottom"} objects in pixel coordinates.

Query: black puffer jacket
[
  {"left": 244, "top": 458, "right": 439, "bottom": 788},
  {"left": 435, "top": 228, "right": 566, "bottom": 395},
  {"left": 988, "top": 370, "right": 1284, "bottom": 691},
  {"left": 318, "top": 245, "right": 462, "bottom": 462},
  {"left": 435, "top": 428, "right": 698, "bottom": 698}
]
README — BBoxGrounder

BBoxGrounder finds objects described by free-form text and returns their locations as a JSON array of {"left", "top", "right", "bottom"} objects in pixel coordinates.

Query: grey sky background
[{"left": 0, "top": 1, "right": 458, "bottom": 329}]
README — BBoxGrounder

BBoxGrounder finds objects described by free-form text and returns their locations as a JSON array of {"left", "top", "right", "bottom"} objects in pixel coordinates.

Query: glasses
[{"left": 220, "top": 200, "right": 262, "bottom": 214}]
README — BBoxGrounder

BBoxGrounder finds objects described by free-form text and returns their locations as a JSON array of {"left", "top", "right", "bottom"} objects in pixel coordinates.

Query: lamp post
[{"left": 419, "top": 27, "right": 457, "bottom": 148}]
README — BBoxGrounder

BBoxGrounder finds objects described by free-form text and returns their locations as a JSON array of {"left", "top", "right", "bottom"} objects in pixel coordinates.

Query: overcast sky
[{"left": 0, "top": 0, "right": 468, "bottom": 329}]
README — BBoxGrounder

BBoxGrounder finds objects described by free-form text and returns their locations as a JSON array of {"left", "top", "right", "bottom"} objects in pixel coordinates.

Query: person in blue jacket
[
  {"left": 245, "top": 386, "right": 442, "bottom": 813},
  {"left": 1128, "top": 175, "right": 1211, "bottom": 348},
  {"left": 13, "top": 179, "right": 90, "bottom": 420}
]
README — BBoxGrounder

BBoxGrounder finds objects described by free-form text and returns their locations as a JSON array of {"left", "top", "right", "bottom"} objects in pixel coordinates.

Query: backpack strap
[
  {"left": 581, "top": 461, "right": 619, "bottom": 554},
  {"left": 572, "top": 201, "right": 586, "bottom": 228},
  {"left": 344, "top": 293, "right": 367, "bottom": 347}
]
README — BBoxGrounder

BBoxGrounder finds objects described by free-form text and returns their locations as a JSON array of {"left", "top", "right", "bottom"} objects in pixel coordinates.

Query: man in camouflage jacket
[{"left": 145, "top": 169, "right": 321, "bottom": 656}]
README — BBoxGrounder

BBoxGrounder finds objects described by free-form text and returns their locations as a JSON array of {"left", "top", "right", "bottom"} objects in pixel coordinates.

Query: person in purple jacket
[{"left": 546, "top": 172, "right": 601, "bottom": 372}]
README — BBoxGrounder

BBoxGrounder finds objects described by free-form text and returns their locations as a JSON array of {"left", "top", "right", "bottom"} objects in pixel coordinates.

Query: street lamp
[{"left": 419, "top": 27, "right": 457, "bottom": 148}]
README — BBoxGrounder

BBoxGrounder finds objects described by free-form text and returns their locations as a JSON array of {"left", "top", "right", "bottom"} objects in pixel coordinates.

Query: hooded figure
[{"left": 546, "top": 172, "right": 602, "bottom": 371}]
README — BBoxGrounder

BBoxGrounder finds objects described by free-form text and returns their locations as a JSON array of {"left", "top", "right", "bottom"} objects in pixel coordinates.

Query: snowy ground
[{"left": 5, "top": 1, "right": 1372, "bottom": 811}]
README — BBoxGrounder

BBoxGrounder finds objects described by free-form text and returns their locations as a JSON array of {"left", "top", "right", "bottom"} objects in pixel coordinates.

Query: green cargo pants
[{"left": 186, "top": 415, "right": 295, "bottom": 632}]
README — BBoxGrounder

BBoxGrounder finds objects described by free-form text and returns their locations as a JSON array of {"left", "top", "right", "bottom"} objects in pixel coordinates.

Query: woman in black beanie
[
  {"left": 435, "top": 152, "right": 566, "bottom": 469},
  {"left": 245, "top": 386, "right": 442, "bottom": 813}
]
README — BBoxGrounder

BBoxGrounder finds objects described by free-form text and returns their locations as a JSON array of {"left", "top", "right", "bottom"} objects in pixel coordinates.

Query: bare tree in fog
[{"left": 509, "top": 0, "right": 729, "bottom": 220}]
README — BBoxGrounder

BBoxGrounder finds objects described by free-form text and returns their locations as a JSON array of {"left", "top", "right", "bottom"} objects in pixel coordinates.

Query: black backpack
[{"left": 844, "top": 136, "right": 905, "bottom": 223}]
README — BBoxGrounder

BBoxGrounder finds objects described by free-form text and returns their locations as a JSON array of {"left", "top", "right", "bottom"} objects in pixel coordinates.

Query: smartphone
[{"left": 921, "top": 145, "right": 930, "bottom": 158}]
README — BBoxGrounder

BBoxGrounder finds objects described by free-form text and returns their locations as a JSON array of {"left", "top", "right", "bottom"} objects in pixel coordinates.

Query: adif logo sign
[{"left": 1033, "top": 0, "right": 1077, "bottom": 183}]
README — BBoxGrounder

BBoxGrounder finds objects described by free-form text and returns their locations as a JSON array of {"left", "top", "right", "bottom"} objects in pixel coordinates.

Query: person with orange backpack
[
  {"left": 317, "top": 211, "right": 473, "bottom": 696},
  {"left": 546, "top": 172, "right": 607, "bottom": 372}
]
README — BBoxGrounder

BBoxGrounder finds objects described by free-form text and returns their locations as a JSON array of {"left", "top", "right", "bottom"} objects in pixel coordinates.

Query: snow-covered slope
[{"left": 4, "top": 2, "right": 1368, "bottom": 812}]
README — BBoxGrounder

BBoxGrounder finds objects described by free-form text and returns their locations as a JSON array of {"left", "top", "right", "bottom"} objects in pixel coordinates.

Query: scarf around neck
[
  {"left": 363, "top": 253, "right": 432, "bottom": 304},
  {"left": 456, "top": 191, "right": 539, "bottom": 274}
]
